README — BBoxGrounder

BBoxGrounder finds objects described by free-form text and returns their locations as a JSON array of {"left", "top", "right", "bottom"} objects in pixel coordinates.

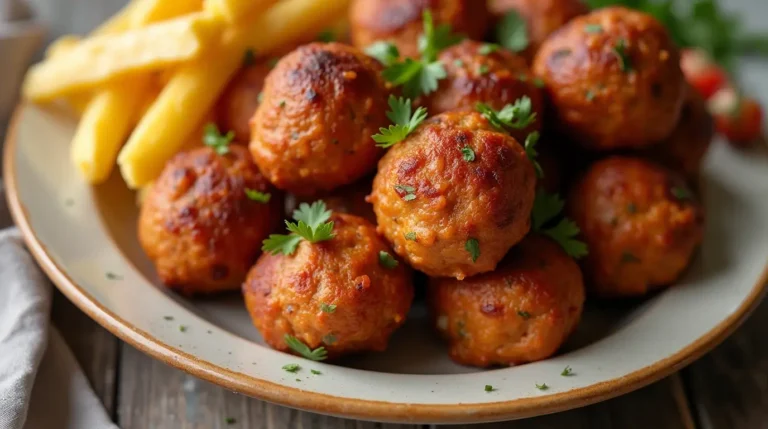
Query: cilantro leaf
[
  {"left": 531, "top": 190, "right": 588, "bottom": 259},
  {"left": 203, "top": 123, "right": 234, "bottom": 155},
  {"left": 284, "top": 334, "right": 328, "bottom": 361},
  {"left": 479, "top": 43, "right": 500, "bottom": 55},
  {"left": 320, "top": 303, "right": 336, "bottom": 313},
  {"left": 536, "top": 383, "right": 549, "bottom": 391},
  {"left": 612, "top": 38, "right": 633, "bottom": 72},
  {"left": 293, "top": 201, "right": 333, "bottom": 231},
  {"left": 245, "top": 189, "right": 271, "bottom": 203},
  {"left": 365, "top": 41, "right": 400, "bottom": 66},
  {"left": 524, "top": 132, "right": 544, "bottom": 179},
  {"left": 476, "top": 97, "right": 536, "bottom": 132},
  {"left": 531, "top": 191, "right": 565, "bottom": 231},
  {"left": 542, "top": 219, "right": 589, "bottom": 259},
  {"left": 282, "top": 363, "right": 301, "bottom": 373},
  {"left": 485, "top": 385, "right": 496, "bottom": 392},
  {"left": 379, "top": 251, "right": 399, "bottom": 269},
  {"left": 373, "top": 96, "right": 428, "bottom": 148},
  {"left": 561, "top": 366, "right": 574, "bottom": 376},
  {"left": 461, "top": 146, "right": 475, "bottom": 162},
  {"left": 262, "top": 201, "right": 334, "bottom": 255},
  {"left": 496, "top": 10, "right": 529, "bottom": 53},
  {"left": 262, "top": 234, "right": 303, "bottom": 256},
  {"left": 316, "top": 29, "right": 335, "bottom": 43},
  {"left": 418, "top": 9, "right": 464, "bottom": 62},
  {"left": 465, "top": 238, "right": 480, "bottom": 262}
]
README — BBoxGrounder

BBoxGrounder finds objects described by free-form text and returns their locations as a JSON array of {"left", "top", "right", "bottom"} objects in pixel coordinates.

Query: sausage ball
[
  {"left": 216, "top": 56, "right": 277, "bottom": 144},
  {"left": 427, "top": 40, "right": 544, "bottom": 143},
  {"left": 429, "top": 235, "right": 585, "bottom": 367},
  {"left": 642, "top": 88, "right": 713, "bottom": 184},
  {"left": 243, "top": 213, "right": 414, "bottom": 358},
  {"left": 488, "top": 0, "right": 589, "bottom": 61},
  {"left": 370, "top": 111, "right": 537, "bottom": 280},
  {"left": 291, "top": 177, "right": 376, "bottom": 224},
  {"left": 349, "top": 0, "right": 489, "bottom": 59},
  {"left": 138, "top": 146, "right": 283, "bottom": 295},
  {"left": 568, "top": 156, "right": 704, "bottom": 298},
  {"left": 533, "top": 7, "right": 686, "bottom": 150},
  {"left": 250, "top": 43, "right": 389, "bottom": 196}
]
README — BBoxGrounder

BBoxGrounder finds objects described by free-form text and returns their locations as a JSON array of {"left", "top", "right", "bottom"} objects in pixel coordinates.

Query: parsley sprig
[
  {"left": 203, "top": 123, "right": 234, "bottom": 155},
  {"left": 373, "top": 96, "right": 428, "bottom": 147},
  {"left": 475, "top": 97, "right": 537, "bottom": 132},
  {"left": 262, "top": 201, "right": 335, "bottom": 256},
  {"left": 531, "top": 190, "right": 588, "bottom": 259},
  {"left": 496, "top": 10, "right": 529, "bottom": 53},
  {"left": 379, "top": 10, "right": 462, "bottom": 98},
  {"left": 284, "top": 334, "right": 328, "bottom": 361},
  {"left": 365, "top": 41, "right": 400, "bottom": 66}
]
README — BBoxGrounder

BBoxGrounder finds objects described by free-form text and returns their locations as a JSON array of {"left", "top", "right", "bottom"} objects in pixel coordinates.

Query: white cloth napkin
[{"left": 0, "top": 186, "right": 117, "bottom": 429}]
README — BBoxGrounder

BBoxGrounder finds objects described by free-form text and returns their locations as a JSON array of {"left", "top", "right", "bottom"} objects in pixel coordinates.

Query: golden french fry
[
  {"left": 204, "top": 0, "right": 275, "bottom": 23},
  {"left": 118, "top": 0, "right": 349, "bottom": 188},
  {"left": 91, "top": 0, "right": 144, "bottom": 36},
  {"left": 131, "top": 0, "right": 204, "bottom": 27},
  {"left": 70, "top": 79, "right": 151, "bottom": 183},
  {"left": 23, "top": 13, "right": 222, "bottom": 102},
  {"left": 45, "top": 35, "right": 81, "bottom": 58}
]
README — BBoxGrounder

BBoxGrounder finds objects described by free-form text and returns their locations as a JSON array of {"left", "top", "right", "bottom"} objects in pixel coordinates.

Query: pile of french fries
[{"left": 22, "top": 0, "right": 351, "bottom": 188}]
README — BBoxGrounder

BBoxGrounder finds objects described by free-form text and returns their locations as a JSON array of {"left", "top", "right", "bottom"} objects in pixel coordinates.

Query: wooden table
[{"left": 28, "top": 0, "right": 768, "bottom": 427}]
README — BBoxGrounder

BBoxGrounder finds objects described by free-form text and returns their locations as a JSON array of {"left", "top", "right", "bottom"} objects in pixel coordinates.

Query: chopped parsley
[
  {"left": 225, "top": 417, "right": 237, "bottom": 425},
  {"left": 163, "top": 316, "right": 174, "bottom": 321},
  {"left": 496, "top": 10, "right": 529, "bottom": 52},
  {"left": 453, "top": 59, "right": 465, "bottom": 67},
  {"left": 379, "top": 251, "right": 399, "bottom": 269},
  {"left": 479, "top": 43, "right": 500, "bottom": 55},
  {"left": 621, "top": 251, "right": 641, "bottom": 263},
  {"left": 105, "top": 272, "right": 122, "bottom": 280},
  {"left": 405, "top": 232, "right": 417, "bottom": 241},
  {"left": 257, "top": 92, "right": 264, "bottom": 103},
  {"left": 612, "top": 38, "right": 633, "bottom": 73},
  {"left": 585, "top": 90, "right": 596, "bottom": 101},
  {"left": 322, "top": 334, "right": 337, "bottom": 345},
  {"left": 316, "top": 29, "right": 335, "bottom": 42},
  {"left": 320, "top": 303, "right": 336, "bottom": 313},
  {"left": 311, "top": 369, "right": 322, "bottom": 375},
  {"left": 279, "top": 100, "right": 286, "bottom": 108},
  {"left": 561, "top": 366, "right": 574, "bottom": 376},
  {"left": 671, "top": 186, "right": 693, "bottom": 201},
  {"left": 476, "top": 97, "right": 537, "bottom": 132},
  {"left": 179, "top": 325, "right": 188, "bottom": 332},
  {"left": 536, "top": 383, "right": 549, "bottom": 391},
  {"left": 477, "top": 64, "right": 490, "bottom": 75},
  {"left": 531, "top": 190, "right": 588, "bottom": 259},
  {"left": 584, "top": 24, "right": 603, "bottom": 33},
  {"left": 485, "top": 385, "right": 496, "bottom": 392},
  {"left": 284, "top": 334, "right": 328, "bottom": 361},
  {"left": 372, "top": 96, "right": 428, "bottom": 148},
  {"left": 262, "top": 201, "right": 335, "bottom": 256},
  {"left": 518, "top": 310, "right": 532, "bottom": 319},
  {"left": 282, "top": 363, "right": 301, "bottom": 373},
  {"left": 243, "top": 48, "right": 256, "bottom": 66},
  {"left": 365, "top": 41, "right": 400, "bottom": 66},
  {"left": 245, "top": 189, "right": 271, "bottom": 203},
  {"left": 465, "top": 238, "right": 480, "bottom": 262},
  {"left": 461, "top": 146, "right": 475, "bottom": 162},
  {"left": 203, "top": 123, "right": 234, "bottom": 155},
  {"left": 394, "top": 184, "right": 417, "bottom": 201},
  {"left": 524, "top": 131, "right": 544, "bottom": 179}
]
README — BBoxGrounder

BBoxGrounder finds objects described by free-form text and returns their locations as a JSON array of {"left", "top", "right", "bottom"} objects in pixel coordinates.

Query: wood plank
[
  {"left": 116, "top": 342, "right": 420, "bottom": 429},
  {"left": 434, "top": 376, "right": 694, "bottom": 429},
  {"left": 50, "top": 290, "right": 120, "bottom": 414},
  {"left": 683, "top": 296, "right": 768, "bottom": 429}
]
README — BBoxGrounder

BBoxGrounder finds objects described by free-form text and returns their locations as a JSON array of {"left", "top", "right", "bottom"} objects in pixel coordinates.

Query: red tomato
[
  {"left": 709, "top": 88, "right": 764, "bottom": 147},
  {"left": 680, "top": 49, "right": 728, "bottom": 99}
]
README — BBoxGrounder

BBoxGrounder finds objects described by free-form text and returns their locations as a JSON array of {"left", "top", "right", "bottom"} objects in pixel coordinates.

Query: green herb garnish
[
  {"left": 379, "top": 251, "right": 399, "bottom": 269},
  {"left": 282, "top": 363, "right": 301, "bottom": 373},
  {"left": 536, "top": 383, "right": 549, "bottom": 391},
  {"left": 561, "top": 366, "right": 574, "bottom": 376},
  {"left": 496, "top": 10, "right": 529, "bottom": 52},
  {"left": 203, "top": 123, "right": 234, "bottom": 155},
  {"left": 476, "top": 97, "right": 536, "bottom": 132},
  {"left": 465, "top": 238, "right": 480, "bottom": 262},
  {"left": 262, "top": 201, "right": 334, "bottom": 256},
  {"left": 365, "top": 41, "right": 400, "bottom": 66},
  {"left": 531, "top": 190, "right": 588, "bottom": 259},
  {"left": 461, "top": 146, "right": 475, "bottom": 162},
  {"left": 284, "top": 334, "right": 328, "bottom": 361},
  {"left": 320, "top": 303, "right": 336, "bottom": 313},
  {"left": 485, "top": 385, "right": 496, "bottom": 392},
  {"left": 394, "top": 184, "right": 417, "bottom": 201},
  {"left": 612, "top": 38, "right": 633, "bottom": 73},
  {"left": 245, "top": 189, "right": 271, "bottom": 203},
  {"left": 372, "top": 96, "right": 428, "bottom": 148}
]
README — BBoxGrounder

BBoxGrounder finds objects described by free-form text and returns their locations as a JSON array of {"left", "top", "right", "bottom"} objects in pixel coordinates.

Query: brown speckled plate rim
[{"left": 4, "top": 104, "right": 768, "bottom": 424}]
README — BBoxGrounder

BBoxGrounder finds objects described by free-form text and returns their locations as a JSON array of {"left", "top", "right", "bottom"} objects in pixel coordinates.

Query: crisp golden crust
[
  {"left": 216, "top": 60, "right": 272, "bottom": 144},
  {"left": 138, "top": 146, "right": 283, "bottom": 295},
  {"left": 429, "top": 235, "right": 585, "bottom": 367},
  {"left": 489, "top": 0, "right": 589, "bottom": 61},
  {"left": 243, "top": 213, "right": 414, "bottom": 358},
  {"left": 533, "top": 7, "right": 685, "bottom": 150},
  {"left": 250, "top": 43, "right": 389, "bottom": 196},
  {"left": 568, "top": 156, "right": 704, "bottom": 298},
  {"left": 428, "top": 40, "right": 544, "bottom": 143},
  {"left": 349, "top": 0, "right": 489, "bottom": 59},
  {"left": 370, "top": 111, "right": 537, "bottom": 280},
  {"left": 642, "top": 88, "right": 713, "bottom": 184}
]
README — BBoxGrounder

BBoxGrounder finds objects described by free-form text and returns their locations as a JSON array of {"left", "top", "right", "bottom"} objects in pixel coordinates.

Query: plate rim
[{"left": 5, "top": 104, "right": 768, "bottom": 424}]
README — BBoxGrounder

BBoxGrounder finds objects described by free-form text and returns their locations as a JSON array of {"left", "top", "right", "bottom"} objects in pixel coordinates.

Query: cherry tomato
[
  {"left": 709, "top": 88, "right": 764, "bottom": 147},
  {"left": 680, "top": 49, "right": 728, "bottom": 100}
]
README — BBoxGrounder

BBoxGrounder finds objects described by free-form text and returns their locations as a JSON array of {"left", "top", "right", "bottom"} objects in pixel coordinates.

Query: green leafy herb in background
[
  {"left": 531, "top": 190, "right": 589, "bottom": 259},
  {"left": 262, "top": 201, "right": 334, "bottom": 255},
  {"left": 372, "top": 96, "right": 428, "bottom": 147}
]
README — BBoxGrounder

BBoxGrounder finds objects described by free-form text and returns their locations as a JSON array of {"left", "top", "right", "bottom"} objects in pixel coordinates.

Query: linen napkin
[{"left": 0, "top": 185, "right": 118, "bottom": 429}]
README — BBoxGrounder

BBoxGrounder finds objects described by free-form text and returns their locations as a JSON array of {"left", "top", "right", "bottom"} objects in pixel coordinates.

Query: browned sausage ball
[
  {"left": 370, "top": 111, "right": 537, "bottom": 280},
  {"left": 427, "top": 40, "right": 544, "bottom": 143},
  {"left": 429, "top": 235, "right": 585, "bottom": 367},
  {"left": 349, "top": 0, "right": 489, "bottom": 59},
  {"left": 488, "top": 0, "right": 589, "bottom": 61},
  {"left": 642, "top": 88, "right": 713, "bottom": 184},
  {"left": 568, "top": 156, "right": 704, "bottom": 298},
  {"left": 243, "top": 213, "right": 414, "bottom": 358},
  {"left": 216, "top": 57, "right": 276, "bottom": 144},
  {"left": 291, "top": 177, "right": 376, "bottom": 224},
  {"left": 533, "top": 7, "right": 686, "bottom": 150},
  {"left": 250, "top": 43, "right": 389, "bottom": 196},
  {"left": 138, "top": 146, "right": 283, "bottom": 295}
]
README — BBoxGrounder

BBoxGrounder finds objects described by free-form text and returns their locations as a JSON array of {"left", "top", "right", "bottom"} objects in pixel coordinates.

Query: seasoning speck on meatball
[
  {"left": 370, "top": 110, "right": 537, "bottom": 280},
  {"left": 429, "top": 235, "right": 585, "bottom": 367}
]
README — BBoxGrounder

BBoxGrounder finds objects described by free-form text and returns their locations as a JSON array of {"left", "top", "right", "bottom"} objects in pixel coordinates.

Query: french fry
[
  {"left": 23, "top": 13, "right": 222, "bottom": 102},
  {"left": 130, "top": 0, "right": 204, "bottom": 27},
  {"left": 91, "top": 0, "right": 142, "bottom": 36},
  {"left": 45, "top": 35, "right": 81, "bottom": 58},
  {"left": 119, "top": 0, "right": 350, "bottom": 188},
  {"left": 70, "top": 79, "right": 151, "bottom": 183},
  {"left": 204, "top": 0, "right": 276, "bottom": 23}
]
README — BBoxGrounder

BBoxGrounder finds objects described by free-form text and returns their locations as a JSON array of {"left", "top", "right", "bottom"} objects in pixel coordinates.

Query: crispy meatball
[
  {"left": 216, "top": 59, "right": 272, "bottom": 144},
  {"left": 243, "top": 213, "right": 414, "bottom": 358},
  {"left": 349, "top": 0, "right": 489, "bottom": 59},
  {"left": 138, "top": 146, "right": 283, "bottom": 295},
  {"left": 642, "top": 88, "right": 713, "bottom": 184},
  {"left": 428, "top": 40, "right": 544, "bottom": 143},
  {"left": 370, "top": 111, "right": 537, "bottom": 280},
  {"left": 292, "top": 177, "right": 376, "bottom": 224},
  {"left": 489, "top": 0, "right": 589, "bottom": 61},
  {"left": 429, "top": 235, "right": 585, "bottom": 367},
  {"left": 568, "top": 156, "right": 704, "bottom": 298},
  {"left": 250, "top": 43, "right": 389, "bottom": 196},
  {"left": 533, "top": 7, "right": 686, "bottom": 150}
]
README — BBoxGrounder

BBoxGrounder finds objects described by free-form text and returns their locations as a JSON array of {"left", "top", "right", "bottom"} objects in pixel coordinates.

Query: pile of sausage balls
[{"left": 138, "top": 0, "right": 708, "bottom": 368}]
